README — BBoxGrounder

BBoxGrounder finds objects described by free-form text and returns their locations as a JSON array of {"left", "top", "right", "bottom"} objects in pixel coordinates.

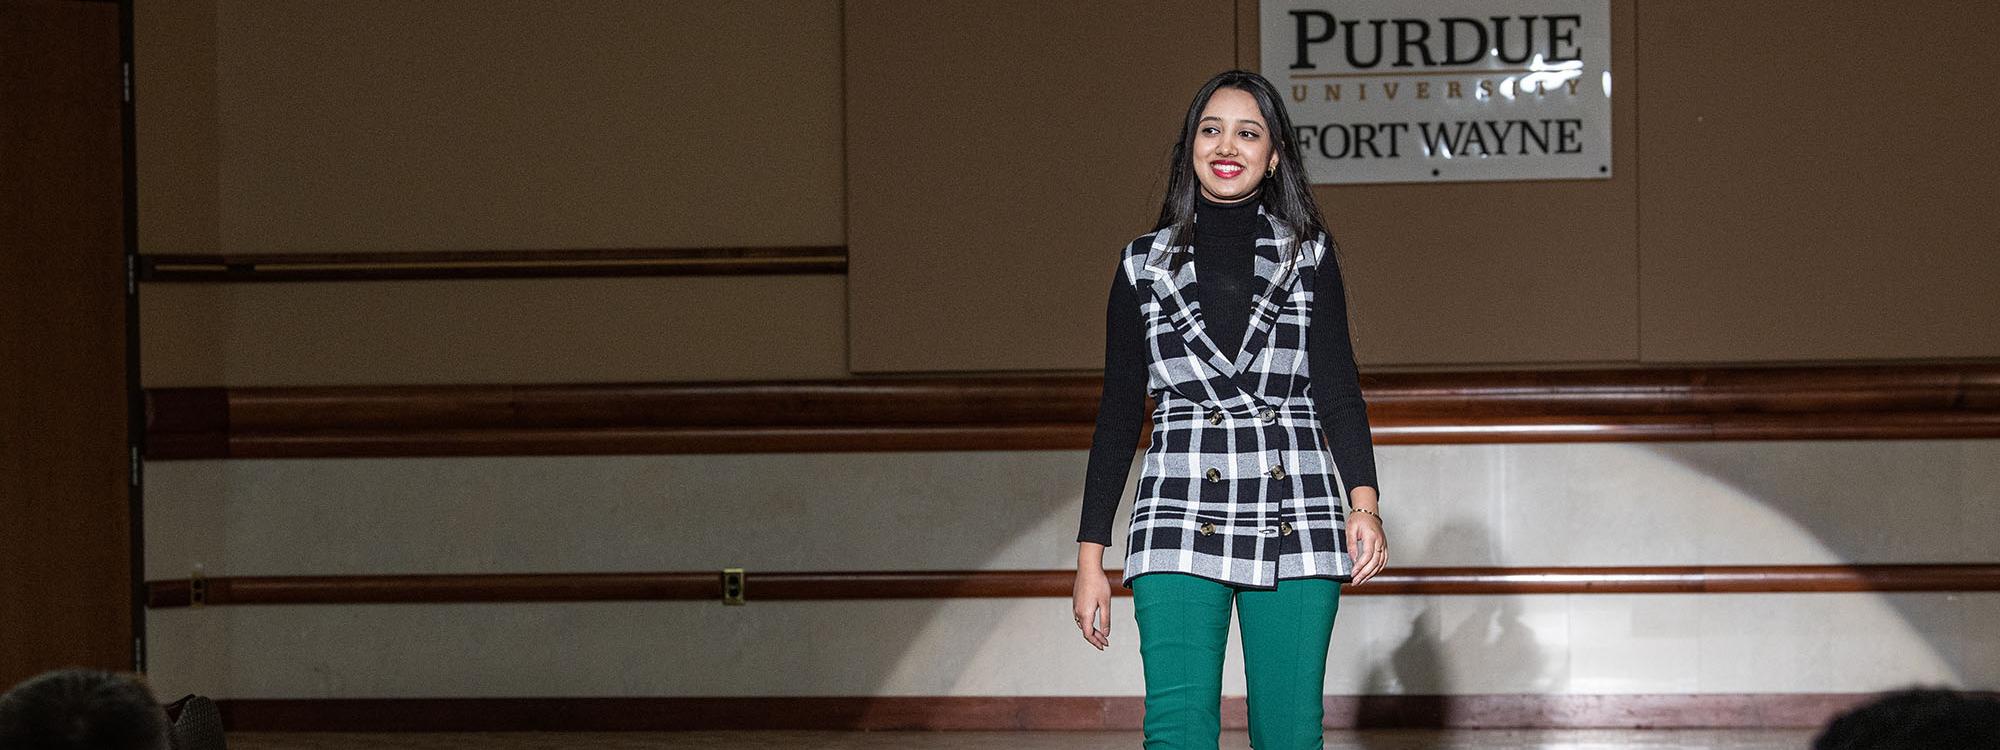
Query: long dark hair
[{"left": 1155, "top": 70, "right": 1330, "bottom": 256}]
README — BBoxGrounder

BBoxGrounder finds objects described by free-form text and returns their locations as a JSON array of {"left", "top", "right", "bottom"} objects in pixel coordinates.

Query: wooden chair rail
[
  {"left": 143, "top": 564, "right": 2000, "bottom": 609},
  {"left": 143, "top": 362, "right": 2000, "bottom": 459},
  {"left": 139, "top": 246, "right": 847, "bottom": 282}
]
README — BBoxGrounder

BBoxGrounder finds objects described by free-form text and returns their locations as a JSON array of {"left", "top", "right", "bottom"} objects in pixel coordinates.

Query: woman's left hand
[{"left": 1346, "top": 511, "right": 1388, "bottom": 585}]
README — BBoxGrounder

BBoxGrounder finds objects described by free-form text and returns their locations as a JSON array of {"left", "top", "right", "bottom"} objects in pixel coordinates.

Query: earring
[{"left": 1266, "top": 165, "right": 1276, "bottom": 178}]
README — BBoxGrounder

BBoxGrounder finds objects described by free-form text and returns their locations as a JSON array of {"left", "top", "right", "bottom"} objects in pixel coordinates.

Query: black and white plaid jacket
[{"left": 1118, "top": 207, "right": 1355, "bottom": 590}]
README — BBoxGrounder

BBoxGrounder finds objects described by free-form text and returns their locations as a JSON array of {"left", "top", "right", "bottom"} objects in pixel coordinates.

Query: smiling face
[{"left": 1192, "top": 87, "right": 1279, "bottom": 204}]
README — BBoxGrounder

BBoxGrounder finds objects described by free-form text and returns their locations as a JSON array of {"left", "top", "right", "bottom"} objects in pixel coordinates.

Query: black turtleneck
[
  {"left": 1191, "top": 195, "right": 1264, "bottom": 356},
  {"left": 1076, "top": 198, "right": 1380, "bottom": 547}
]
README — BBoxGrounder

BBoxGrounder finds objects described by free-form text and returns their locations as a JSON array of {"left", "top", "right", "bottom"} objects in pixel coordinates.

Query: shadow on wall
[
  {"left": 835, "top": 459, "right": 1570, "bottom": 714},
  {"left": 1355, "top": 518, "right": 1560, "bottom": 737},
  {"left": 903, "top": 440, "right": 1982, "bottom": 732}
]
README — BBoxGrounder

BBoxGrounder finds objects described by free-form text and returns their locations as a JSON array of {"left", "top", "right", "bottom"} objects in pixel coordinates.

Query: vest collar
[{"left": 1139, "top": 206, "right": 1306, "bottom": 398}]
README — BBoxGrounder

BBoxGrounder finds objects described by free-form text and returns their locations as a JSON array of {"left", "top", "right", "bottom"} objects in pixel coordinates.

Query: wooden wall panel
[
  {"left": 844, "top": 0, "right": 1237, "bottom": 372},
  {"left": 1636, "top": 2, "right": 2000, "bottom": 362},
  {"left": 138, "top": 363, "right": 2000, "bottom": 459},
  {"left": 1238, "top": 0, "right": 1642, "bottom": 368},
  {"left": 0, "top": 0, "right": 133, "bottom": 684},
  {"left": 204, "top": 1, "right": 842, "bottom": 253},
  {"left": 139, "top": 276, "right": 849, "bottom": 386}
]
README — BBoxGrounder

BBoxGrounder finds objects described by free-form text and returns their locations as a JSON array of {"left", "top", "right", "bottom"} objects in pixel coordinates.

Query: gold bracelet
[{"left": 1350, "top": 507, "right": 1381, "bottom": 522}]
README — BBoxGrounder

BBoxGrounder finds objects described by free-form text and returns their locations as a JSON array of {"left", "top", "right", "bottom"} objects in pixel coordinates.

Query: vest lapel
[
  {"left": 1141, "top": 228, "right": 1240, "bottom": 381},
  {"left": 1228, "top": 211, "right": 1303, "bottom": 382}
]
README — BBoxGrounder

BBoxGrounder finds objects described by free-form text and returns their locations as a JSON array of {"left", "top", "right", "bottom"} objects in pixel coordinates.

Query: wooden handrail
[
  {"left": 143, "top": 362, "right": 2000, "bottom": 459},
  {"left": 138, "top": 246, "right": 847, "bottom": 282},
  {"left": 143, "top": 564, "right": 2000, "bottom": 609}
]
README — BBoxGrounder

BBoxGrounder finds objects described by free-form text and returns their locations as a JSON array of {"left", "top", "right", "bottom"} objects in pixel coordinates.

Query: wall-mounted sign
[{"left": 1260, "top": 0, "right": 1612, "bottom": 184}]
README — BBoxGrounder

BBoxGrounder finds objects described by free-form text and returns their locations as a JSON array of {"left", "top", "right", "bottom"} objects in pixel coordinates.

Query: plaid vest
[{"left": 1117, "top": 207, "right": 1354, "bottom": 589}]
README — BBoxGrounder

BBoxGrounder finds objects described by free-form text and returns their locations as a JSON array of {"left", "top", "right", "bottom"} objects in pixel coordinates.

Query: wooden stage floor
[{"left": 229, "top": 729, "right": 1818, "bottom": 749}]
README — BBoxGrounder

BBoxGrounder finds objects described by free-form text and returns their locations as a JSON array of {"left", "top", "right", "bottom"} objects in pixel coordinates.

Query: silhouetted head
[
  {"left": 1814, "top": 687, "right": 2000, "bottom": 750},
  {"left": 0, "top": 669, "right": 171, "bottom": 750}
]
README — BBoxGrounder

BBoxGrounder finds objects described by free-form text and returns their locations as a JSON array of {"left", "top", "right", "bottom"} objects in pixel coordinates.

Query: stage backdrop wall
[
  {"left": 133, "top": 0, "right": 2000, "bottom": 711},
  {"left": 139, "top": 0, "right": 2000, "bottom": 387}
]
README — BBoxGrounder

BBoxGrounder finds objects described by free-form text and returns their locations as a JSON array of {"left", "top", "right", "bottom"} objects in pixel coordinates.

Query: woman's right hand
[{"left": 1072, "top": 565, "right": 1112, "bottom": 650}]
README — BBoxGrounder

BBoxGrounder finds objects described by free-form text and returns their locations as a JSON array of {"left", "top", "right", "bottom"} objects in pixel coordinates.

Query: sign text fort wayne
[{"left": 1285, "top": 11, "right": 1588, "bottom": 162}]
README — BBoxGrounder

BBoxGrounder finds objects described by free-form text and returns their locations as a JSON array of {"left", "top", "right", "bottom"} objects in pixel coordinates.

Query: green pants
[{"left": 1131, "top": 573, "right": 1341, "bottom": 750}]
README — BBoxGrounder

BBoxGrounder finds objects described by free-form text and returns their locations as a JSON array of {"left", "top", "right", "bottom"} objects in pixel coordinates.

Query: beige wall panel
[
  {"left": 140, "top": 282, "right": 228, "bottom": 385},
  {"left": 209, "top": 1, "right": 842, "bottom": 253},
  {"left": 845, "top": 1, "right": 1237, "bottom": 372},
  {"left": 140, "top": 441, "right": 2000, "bottom": 580},
  {"left": 143, "top": 441, "right": 2000, "bottom": 698},
  {"left": 142, "top": 462, "right": 231, "bottom": 696},
  {"left": 1239, "top": 0, "right": 1641, "bottom": 366},
  {"left": 1637, "top": 2, "right": 2000, "bottom": 362},
  {"left": 135, "top": 0, "right": 219, "bottom": 253},
  {"left": 139, "top": 276, "right": 847, "bottom": 386}
]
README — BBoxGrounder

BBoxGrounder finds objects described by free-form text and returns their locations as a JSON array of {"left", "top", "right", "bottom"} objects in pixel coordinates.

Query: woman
[{"left": 1071, "top": 69, "right": 1387, "bottom": 749}]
